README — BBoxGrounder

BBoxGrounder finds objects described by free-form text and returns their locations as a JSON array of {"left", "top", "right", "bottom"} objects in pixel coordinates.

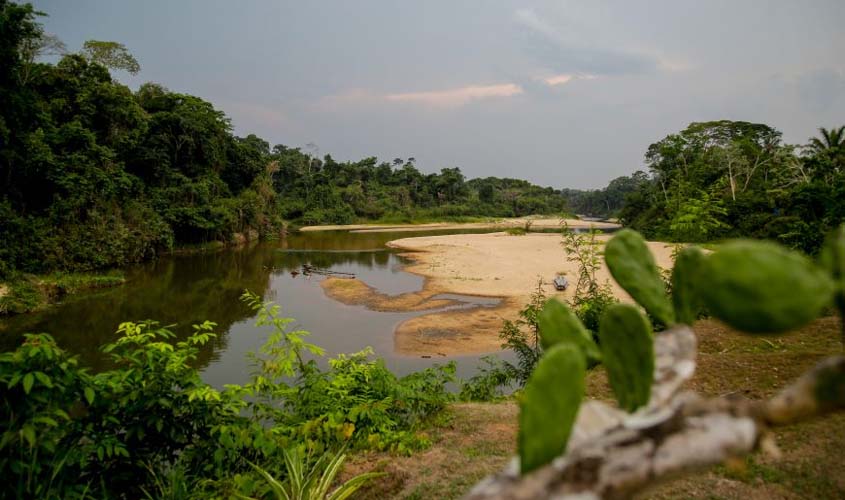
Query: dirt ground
[{"left": 343, "top": 317, "right": 845, "bottom": 499}]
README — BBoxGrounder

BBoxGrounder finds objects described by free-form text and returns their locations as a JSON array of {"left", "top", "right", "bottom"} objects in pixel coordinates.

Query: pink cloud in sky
[
  {"left": 384, "top": 83, "right": 523, "bottom": 107},
  {"left": 541, "top": 73, "right": 599, "bottom": 86}
]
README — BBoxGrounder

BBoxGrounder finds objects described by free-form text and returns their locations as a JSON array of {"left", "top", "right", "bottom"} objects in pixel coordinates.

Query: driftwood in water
[
  {"left": 301, "top": 264, "right": 356, "bottom": 278},
  {"left": 466, "top": 325, "right": 845, "bottom": 500}
]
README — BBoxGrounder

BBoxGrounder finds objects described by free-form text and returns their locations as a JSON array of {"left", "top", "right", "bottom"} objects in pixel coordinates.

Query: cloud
[
  {"left": 540, "top": 73, "right": 598, "bottom": 86},
  {"left": 384, "top": 83, "right": 523, "bottom": 107},
  {"left": 514, "top": 8, "right": 661, "bottom": 76}
]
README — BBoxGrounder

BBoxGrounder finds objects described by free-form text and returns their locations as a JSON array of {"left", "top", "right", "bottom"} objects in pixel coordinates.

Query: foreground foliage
[
  {"left": 514, "top": 226, "right": 843, "bottom": 477},
  {"left": 0, "top": 291, "right": 454, "bottom": 498}
]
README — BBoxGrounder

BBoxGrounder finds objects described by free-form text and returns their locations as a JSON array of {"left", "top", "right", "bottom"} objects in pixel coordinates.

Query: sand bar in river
[{"left": 321, "top": 231, "right": 675, "bottom": 356}]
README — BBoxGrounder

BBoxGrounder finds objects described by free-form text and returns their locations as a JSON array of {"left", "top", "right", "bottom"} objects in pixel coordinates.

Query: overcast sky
[{"left": 33, "top": 0, "right": 845, "bottom": 189}]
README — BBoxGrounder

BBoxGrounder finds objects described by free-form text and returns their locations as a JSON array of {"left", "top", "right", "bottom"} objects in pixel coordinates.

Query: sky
[{"left": 33, "top": 0, "right": 845, "bottom": 189}]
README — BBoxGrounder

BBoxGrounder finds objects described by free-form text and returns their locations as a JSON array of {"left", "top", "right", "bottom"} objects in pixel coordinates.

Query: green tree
[{"left": 80, "top": 39, "right": 140, "bottom": 74}]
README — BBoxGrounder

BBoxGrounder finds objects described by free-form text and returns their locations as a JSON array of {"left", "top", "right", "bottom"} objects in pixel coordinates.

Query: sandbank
[
  {"left": 320, "top": 231, "right": 676, "bottom": 356},
  {"left": 300, "top": 217, "right": 619, "bottom": 233}
]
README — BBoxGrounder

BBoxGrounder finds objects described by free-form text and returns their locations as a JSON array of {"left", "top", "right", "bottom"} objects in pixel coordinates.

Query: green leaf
[
  {"left": 518, "top": 344, "right": 586, "bottom": 474},
  {"left": 22, "top": 373, "right": 34, "bottom": 394},
  {"left": 599, "top": 304, "right": 654, "bottom": 412},
  {"left": 605, "top": 229, "right": 675, "bottom": 326},
  {"left": 701, "top": 241, "right": 834, "bottom": 334},
  {"left": 538, "top": 298, "right": 601, "bottom": 364},
  {"left": 21, "top": 425, "right": 36, "bottom": 447},
  {"left": 84, "top": 387, "right": 96, "bottom": 405},
  {"left": 34, "top": 371, "right": 52, "bottom": 388},
  {"left": 671, "top": 246, "right": 706, "bottom": 325}
]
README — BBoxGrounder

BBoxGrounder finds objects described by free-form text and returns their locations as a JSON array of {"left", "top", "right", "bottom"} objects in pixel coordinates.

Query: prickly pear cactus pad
[
  {"left": 518, "top": 344, "right": 586, "bottom": 474},
  {"left": 820, "top": 224, "right": 845, "bottom": 317},
  {"left": 672, "top": 246, "right": 706, "bottom": 326},
  {"left": 700, "top": 240, "right": 834, "bottom": 334},
  {"left": 599, "top": 304, "right": 654, "bottom": 412},
  {"left": 605, "top": 229, "right": 675, "bottom": 326},
  {"left": 538, "top": 299, "right": 601, "bottom": 365}
]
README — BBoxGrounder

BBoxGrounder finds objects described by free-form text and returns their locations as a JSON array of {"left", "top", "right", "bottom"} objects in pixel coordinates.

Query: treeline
[
  {"left": 272, "top": 153, "right": 569, "bottom": 225},
  {"left": 0, "top": 2, "right": 569, "bottom": 278},
  {"left": 571, "top": 120, "right": 845, "bottom": 253},
  {"left": 561, "top": 173, "right": 648, "bottom": 219}
]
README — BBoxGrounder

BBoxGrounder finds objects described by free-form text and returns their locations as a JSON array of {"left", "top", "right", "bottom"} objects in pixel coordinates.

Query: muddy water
[{"left": 0, "top": 228, "right": 513, "bottom": 386}]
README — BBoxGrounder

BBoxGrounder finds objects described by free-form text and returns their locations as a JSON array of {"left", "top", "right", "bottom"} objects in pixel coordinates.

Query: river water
[{"left": 0, "top": 229, "right": 517, "bottom": 386}]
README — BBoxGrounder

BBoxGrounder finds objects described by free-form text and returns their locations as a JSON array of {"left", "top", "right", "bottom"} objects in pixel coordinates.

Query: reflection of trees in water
[
  {"left": 0, "top": 245, "right": 276, "bottom": 372},
  {"left": 274, "top": 249, "right": 391, "bottom": 272}
]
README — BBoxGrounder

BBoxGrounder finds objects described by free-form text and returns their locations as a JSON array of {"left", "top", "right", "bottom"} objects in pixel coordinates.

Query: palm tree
[{"left": 807, "top": 126, "right": 845, "bottom": 155}]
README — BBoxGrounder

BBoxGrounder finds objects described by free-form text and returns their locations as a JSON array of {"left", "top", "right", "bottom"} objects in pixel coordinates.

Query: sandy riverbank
[
  {"left": 321, "top": 231, "right": 675, "bottom": 356},
  {"left": 300, "top": 217, "right": 619, "bottom": 233}
]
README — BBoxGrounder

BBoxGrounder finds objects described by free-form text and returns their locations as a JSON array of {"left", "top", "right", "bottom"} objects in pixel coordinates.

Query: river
[{"left": 0, "top": 228, "right": 518, "bottom": 386}]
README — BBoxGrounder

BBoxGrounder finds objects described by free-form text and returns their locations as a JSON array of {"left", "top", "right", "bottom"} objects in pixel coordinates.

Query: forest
[
  {"left": 0, "top": 1, "right": 568, "bottom": 279},
  {"left": 567, "top": 121, "right": 845, "bottom": 254}
]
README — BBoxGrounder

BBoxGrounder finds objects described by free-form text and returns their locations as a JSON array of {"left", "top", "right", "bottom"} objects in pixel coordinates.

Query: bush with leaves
[
  {"left": 560, "top": 223, "right": 620, "bottom": 333},
  {"left": 237, "top": 291, "right": 455, "bottom": 453},
  {"left": 0, "top": 291, "right": 457, "bottom": 497},
  {"left": 236, "top": 447, "right": 384, "bottom": 500}
]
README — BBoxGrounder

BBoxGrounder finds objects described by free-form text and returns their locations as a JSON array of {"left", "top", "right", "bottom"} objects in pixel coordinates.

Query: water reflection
[{"left": 0, "top": 229, "right": 519, "bottom": 385}]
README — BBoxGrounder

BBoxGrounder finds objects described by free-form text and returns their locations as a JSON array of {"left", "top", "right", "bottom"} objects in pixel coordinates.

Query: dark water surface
[{"left": 1, "top": 228, "right": 514, "bottom": 386}]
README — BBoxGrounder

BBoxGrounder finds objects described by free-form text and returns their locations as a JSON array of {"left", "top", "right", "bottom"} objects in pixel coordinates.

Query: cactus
[
  {"left": 599, "top": 304, "right": 654, "bottom": 412},
  {"left": 538, "top": 298, "right": 601, "bottom": 365},
  {"left": 518, "top": 344, "right": 586, "bottom": 474},
  {"left": 671, "top": 246, "right": 706, "bottom": 325},
  {"left": 605, "top": 229, "right": 675, "bottom": 326},
  {"left": 820, "top": 224, "right": 845, "bottom": 318},
  {"left": 700, "top": 240, "right": 834, "bottom": 334}
]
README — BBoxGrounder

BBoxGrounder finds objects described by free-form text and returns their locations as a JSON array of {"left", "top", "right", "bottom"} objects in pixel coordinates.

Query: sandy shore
[
  {"left": 300, "top": 217, "right": 620, "bottom": 233},
  {"left": 320, "top": 231, "right": 676, "bottom": 356}
]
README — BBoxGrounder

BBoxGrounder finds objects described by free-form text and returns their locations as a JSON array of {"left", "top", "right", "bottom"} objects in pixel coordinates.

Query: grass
[
  {"left": 345, "top": 316, "right": 845, "bottom": 499},
  {"left": 0, "top": 270, "right": 125, "bottom": 315}
]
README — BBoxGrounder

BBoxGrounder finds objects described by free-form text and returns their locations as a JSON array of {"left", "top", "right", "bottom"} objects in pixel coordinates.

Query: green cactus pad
[
  {"left": 605, "top": 229, "right": 675, "bottom": 326},
  {"left": 672, "top": 246, "right": 706, "bottom": 326},
  {"left": 599, "top": 304, "right": 654, "bottom": 412},
  {"left": 819, "top": 224, "right": 845, "bottom": 317},
  {"left": 538, "top": 298, "right": 601, "bottom": 365},
  {"left": 518, "top": 344, "right": 586, "bottom": 474},
  {"left": 700, "top": 240, "right": 834, "bottom": 334}
]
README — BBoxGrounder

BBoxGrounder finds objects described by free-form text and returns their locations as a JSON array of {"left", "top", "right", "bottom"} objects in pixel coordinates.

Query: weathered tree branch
[{"left": 466, "top": 326, "right": 845, "bottom": 500}]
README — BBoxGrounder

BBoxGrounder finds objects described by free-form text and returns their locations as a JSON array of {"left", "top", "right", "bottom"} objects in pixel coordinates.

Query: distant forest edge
[
  {"left": 1, "top": 2, "right": 843, "bottom": 280},
  {"left": 568, "top": 121, "right": 845, "bottom": 254}
]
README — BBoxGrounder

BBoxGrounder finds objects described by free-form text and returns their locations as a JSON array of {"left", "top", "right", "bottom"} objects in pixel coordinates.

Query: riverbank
[
  {"left": 300, "top": 217, "right": 620, "bottom": 233},
  {"left": 321, "top": 231, "right": 674, "bottom": 356},
  {"left": 0, "top": 271, "right": 125, "bottom": 315}
]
